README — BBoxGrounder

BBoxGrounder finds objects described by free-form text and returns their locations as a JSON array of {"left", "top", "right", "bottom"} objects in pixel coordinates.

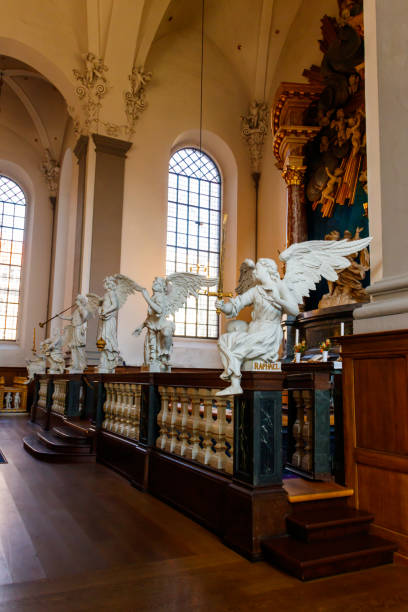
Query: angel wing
[
  {"left": 280, "top": 237, "right": 372, "bottom": 304},
  {"left": 235, "top": 259, "right": 256, "bottom": 295},
  {"left": 86, "top": 293, "right": 102, "bottom": 315},
  {"left": 111, "top": 274, "right": 144, "bottom": 308},
  {"left": 164, "top": 273, "right": 217, "bottom": 316}
]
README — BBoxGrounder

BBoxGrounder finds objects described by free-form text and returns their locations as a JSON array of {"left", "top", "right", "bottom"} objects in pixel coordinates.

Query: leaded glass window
[
  {"left": 0, "top": 176, "right": 26, "bottom": 340},
  {"left": 166, "top": 148, "right": 221, "bottom": 338}
]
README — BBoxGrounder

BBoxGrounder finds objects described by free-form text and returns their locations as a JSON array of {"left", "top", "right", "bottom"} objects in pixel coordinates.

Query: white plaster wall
[
  {"left": 0, "top": 127, "right": 52, "bottom": 365},
  {"left": 118, "top": 28, "right": 254, "bottom": 367}
]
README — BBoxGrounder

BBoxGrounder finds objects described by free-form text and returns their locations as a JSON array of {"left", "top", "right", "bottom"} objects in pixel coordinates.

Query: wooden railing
[
  {"left": 157, "top": 386, "right": 233, "bottom": 474},
  {"left": 102, "top": 382, "right": 142, "bottom": 440},
  {"left": 30, "top": 367, "right": 342, "bottom": 560}
]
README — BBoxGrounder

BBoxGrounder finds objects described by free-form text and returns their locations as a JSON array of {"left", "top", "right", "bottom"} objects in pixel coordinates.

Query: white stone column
[{"left": 354, "top": 0, "right": 408, "bottom": 332}]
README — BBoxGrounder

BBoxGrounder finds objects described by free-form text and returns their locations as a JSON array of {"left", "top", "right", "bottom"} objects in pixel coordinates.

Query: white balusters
[
  {"left": 37, "top": 379, "right": 48, "bottom": 410},
  {"left": 51, "top": 380, "right": 68, "bottom": 415},
  {"left": 156, "top": 386, "right": 234, "bottom": 474},
  {"left": 102, "top": 382, "right": 142, "bottom": 440}
]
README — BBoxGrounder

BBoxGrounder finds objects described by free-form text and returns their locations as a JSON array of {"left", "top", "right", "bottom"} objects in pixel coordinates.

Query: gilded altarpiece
[{"left": 273, "top": 0, "right": 368, "bottom": 309}]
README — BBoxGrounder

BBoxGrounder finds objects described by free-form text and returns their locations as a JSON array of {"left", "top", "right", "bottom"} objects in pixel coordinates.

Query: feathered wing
[
  {"left": 164, "top": 273, "right": 217, "bottom": 315},
  {"left": 280, "top": 237, "right": 372, "bottom": 304},
  {"left": 112, "top": 274, "right": 144, "bottom": 308},
  {"left": 235, "top": 259, "right": 257, "bottom": 295},
  {"left": 86, "top": 293, "right": 102, "bottom": 315}
]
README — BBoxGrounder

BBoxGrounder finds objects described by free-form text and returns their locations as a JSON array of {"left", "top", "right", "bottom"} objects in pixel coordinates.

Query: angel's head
[
  {"left": 104, "top": 276, "right": 116, "bottom": 291},
  {"left": 152, "top": 276, "right": 166, "bottom": 293},
  {"left": 255, "top": 259, "right": 280, "bottom": 285},
  {"left": 75, "top": 294, "right": 88, "bottom": 307}
]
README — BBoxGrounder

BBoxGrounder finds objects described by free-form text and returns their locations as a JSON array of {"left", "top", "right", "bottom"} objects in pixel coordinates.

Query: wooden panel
[
  {"left": 97, "top": 430, "right": 150, "bottom": 490},
  {"left": 148, "top": 450, "right": 230, "bottom": 535},
  {"left": 353, "top": 356, "right": 408, "bottom": 455},
  {"left": 357, "top": 464, "right": 408, "bottom": 537}
]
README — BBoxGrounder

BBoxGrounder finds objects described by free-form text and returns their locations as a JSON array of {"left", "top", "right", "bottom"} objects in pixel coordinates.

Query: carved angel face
[
  {"left": 255, "top": 259, "right": 279, "bottom": 285},
  {"left": 152, "top": 277, "right": 166, "bottom": 292},
  {"left": 104, "top": 277, "right": 115, "bottom": 291}
]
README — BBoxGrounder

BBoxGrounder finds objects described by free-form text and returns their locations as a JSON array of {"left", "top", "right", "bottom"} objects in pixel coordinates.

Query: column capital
[
  {"left": 282, "top": 164, "right": 307, "bottom": 186},
  {"left": 92, "top": 134, "right": 132, "bottom": 157}
]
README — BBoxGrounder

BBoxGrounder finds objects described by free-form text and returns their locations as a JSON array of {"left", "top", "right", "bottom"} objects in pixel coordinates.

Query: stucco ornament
[
  {"left": 240, "top": 100, "right": 269, "bottom": 172},
  {"left": 73, "top": 52, "right": 109, "bottom": 133},
  {"left": 124, "top": 66, "right": 152, "bottom": 138},
  {"left": 41, "top": 149, "right": 60, "bottom": 195},
  {"left": 88, "top": 275, "right": 142, "bottom": 374},
  {"left": 133, "top": 273, "right": 216, "bottom": 372},
  {"left": 42, "top": 332, "right": 65, "bottom": 375},
  {"left": 216, "top": 237, "right": 372, "bottom": 395},
  {"left": 26, "top": 345, "right": 47, "bottom": 382},
  {"left": 59, "top": 295, "right": 96, "bottom": 374}
]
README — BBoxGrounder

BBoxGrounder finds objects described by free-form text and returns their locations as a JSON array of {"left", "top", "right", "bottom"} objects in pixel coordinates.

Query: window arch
[
  {"left": 166, "top": 148, "right": 221, "bottom": 338},
  {"left": 0, "top": 176, "right": 27, "bottom": 340}
]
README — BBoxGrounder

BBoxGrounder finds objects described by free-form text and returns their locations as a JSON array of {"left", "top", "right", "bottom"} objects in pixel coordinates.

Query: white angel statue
[
  {"left": 26, "top": 345, "right": 47, "bottom": 382},
  {"left": 59, "top": 294, "right": 96, "bottom": 374},
  {"left": 215, "top": 237, "right": 371, "bottom": 396},
  {"left": 88, "top": 274, "right": 142, "bottom": 373},
  {"left": 133, "top": 273, "right": 216, "bottom": 371},
  {"left": 42, "top": 332, "right": 65, "bottom": 374}
]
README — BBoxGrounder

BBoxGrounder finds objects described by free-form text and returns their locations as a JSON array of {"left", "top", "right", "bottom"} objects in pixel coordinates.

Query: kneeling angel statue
[
  {"left": 26, "top": 344, "right": 47, "bottom": 382},
  {"left": 216, "top": 237, "right": 371, "bottom": 395},
  {"left": 133, "top": 273, "right": 216, "bottom": 371}
]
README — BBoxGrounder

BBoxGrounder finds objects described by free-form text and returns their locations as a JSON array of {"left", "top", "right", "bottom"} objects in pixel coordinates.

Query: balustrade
[
  {"left": 157, "top": 386, "right": 233, "bottom": 474},
  {"left": 285, "top": 366, "right": 332, "bottom": 481},
  {"left": 102, "top": 382, "right": 142, "bottom": 440},
  {"left": 37, "top": 378, "right": 49, "bottom": 411},
  {"left": 51, "top": 380, "right": 68, "bottom": 415}
]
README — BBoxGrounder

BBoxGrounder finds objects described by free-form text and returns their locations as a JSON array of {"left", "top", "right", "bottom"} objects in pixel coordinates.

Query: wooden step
[
  {"left": 287, "top": 506, "right": 374, "bottom": 542},
  {"left": 37, "top": 430, "right": 92, "bottom": 454},
  {"left": 23, "top": 435, "right": 95, "bottom": 463},
  {"left": 53, "top": 424, "right": 90, "bottom": 444},
  {"left": 262, "top": 534, "right": 397, "bottom": 581}
]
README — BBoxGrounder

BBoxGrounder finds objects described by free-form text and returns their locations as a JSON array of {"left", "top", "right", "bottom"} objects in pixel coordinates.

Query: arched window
[
  {"left": 0, "top": 176, "right": 26, "bottom": 341},
  {"left": 166, "top": 148, "right": 221, "bottom": 338}
]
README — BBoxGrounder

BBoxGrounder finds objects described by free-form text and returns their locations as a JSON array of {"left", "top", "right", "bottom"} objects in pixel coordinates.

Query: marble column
[
  {"left": 282, "top": 164, "right": 307, "bottom": 246},
  {"left": 354, "top": 0, "right": 408, "bottom": 332}
]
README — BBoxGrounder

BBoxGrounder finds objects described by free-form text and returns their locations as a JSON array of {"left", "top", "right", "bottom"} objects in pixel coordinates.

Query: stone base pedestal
[
  {"left": 354, "top": 273, "right": 408, "bottom": 333},
  {"left": 297, "top": 304, "right": 361, "bottom": 350},
  {"left": 223, "top": 482, "right": 289, "bottom": 560}
]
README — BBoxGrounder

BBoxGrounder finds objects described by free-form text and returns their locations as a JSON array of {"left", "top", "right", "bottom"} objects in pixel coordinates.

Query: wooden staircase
[
  {"left": 23, "top": 423, "right": 95, "bottom": 463},
  {"left": 262, "top": 479, "right": 397, "bottom": 580}
]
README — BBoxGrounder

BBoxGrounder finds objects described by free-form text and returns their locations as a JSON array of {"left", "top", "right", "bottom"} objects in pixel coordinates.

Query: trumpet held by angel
[
  {"left": 215, "top": 236, "right": 372, "bottom": 396},
  {"left": 133, "top": 273, "right": 216, "bottom": 371}
]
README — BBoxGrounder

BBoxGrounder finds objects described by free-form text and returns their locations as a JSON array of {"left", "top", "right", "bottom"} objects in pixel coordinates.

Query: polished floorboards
[{"left": 1, "top": 415, "right": 408, "bottom": 611}]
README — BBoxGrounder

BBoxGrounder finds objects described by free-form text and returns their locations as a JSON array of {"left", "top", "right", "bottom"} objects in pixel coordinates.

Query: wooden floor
[{"left": 1, "top": 416, "right": 408, "bottom": 611}]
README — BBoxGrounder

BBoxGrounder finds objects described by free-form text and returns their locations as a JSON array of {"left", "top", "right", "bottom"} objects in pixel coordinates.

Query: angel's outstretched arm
[
  {"left": 216, "top": 289, "right": 255, "bottom": 318},
  {"left": 138, "top": 288, "right": 161, "bottom": 314}
]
